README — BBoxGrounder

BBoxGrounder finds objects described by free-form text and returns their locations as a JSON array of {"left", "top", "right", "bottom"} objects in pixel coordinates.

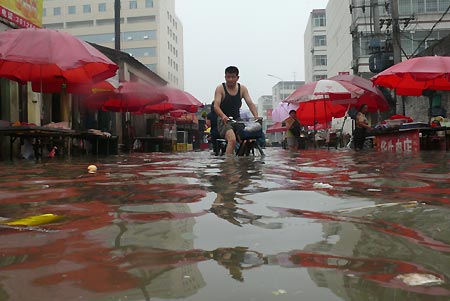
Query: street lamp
[{"left": 267, "top": 74, "right": 284, "bottom": 102}]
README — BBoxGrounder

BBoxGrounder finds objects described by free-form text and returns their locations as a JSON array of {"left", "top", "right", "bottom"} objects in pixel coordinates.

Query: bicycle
[{"left": 216, "top": 117, "right": 265, "bottom": 157}]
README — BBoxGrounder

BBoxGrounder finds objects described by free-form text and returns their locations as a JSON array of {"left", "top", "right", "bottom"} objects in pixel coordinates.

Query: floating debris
[
  {"left": 313, "top": 182, "right": 333, "bottom": 189},
  {"left": 395, "top": 273, "right": 444, "bottom": 286},
  {"left": 272, "top": 289, "right": 287, "bottom": 296},
  {"left": 87, "top": 165, "right": 97, "bottom": 174}
]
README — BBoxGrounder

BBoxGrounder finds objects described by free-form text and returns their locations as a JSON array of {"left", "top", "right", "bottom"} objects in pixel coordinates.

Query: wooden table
[
  {"left": 135, "top": 136, "right": 172, "bottom": 152},
  {"left": 72, "top": 131, "right": 118, "bottom": 156},
  {"left": 0, "top": 126, "right": 75, "bottom": 160}
]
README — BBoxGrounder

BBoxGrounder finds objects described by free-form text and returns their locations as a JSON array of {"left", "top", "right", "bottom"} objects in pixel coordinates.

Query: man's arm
[
  {"left": 214, "top": 85, "right": 229, "bottom": 123},
  {"left": 241, "top": 85, "right": 258, "bottom": 118}
]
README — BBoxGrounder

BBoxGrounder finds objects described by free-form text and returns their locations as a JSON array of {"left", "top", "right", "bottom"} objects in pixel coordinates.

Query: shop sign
[
  {"left": 376, "top": 130, "right": 420, "bottom": 153},
  {"left": 0, "top": 0, "right": 43, "bottom": 28}
]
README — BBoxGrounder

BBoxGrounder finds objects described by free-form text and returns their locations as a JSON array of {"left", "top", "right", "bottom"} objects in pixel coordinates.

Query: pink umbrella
[
  {"left": 284, "top": 79, "right": 364, "bottom": 104},
  {"left": 329, "top": 74, "right": 390, "bottom": 112},
  {"left": 0, "top": 28, "right": 118, "bottom": 92},
  {"left": 272, "top": 102, "right": 299, "bottom": 122}
]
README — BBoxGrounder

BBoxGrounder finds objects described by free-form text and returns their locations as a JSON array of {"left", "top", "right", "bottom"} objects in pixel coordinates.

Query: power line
[{"left": 410, "top": 4, "right": 450, "bottom": 57}]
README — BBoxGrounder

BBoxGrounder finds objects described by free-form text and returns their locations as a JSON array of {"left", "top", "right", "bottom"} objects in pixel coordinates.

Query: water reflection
[
  {"left": 0, "top": 150, "right": 449, "bottom": 300},
  {"left": 209, "top": 158, "right": 278, "bottom": 227}
]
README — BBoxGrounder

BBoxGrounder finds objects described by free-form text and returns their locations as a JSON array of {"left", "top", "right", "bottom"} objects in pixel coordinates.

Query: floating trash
[
  {"left": 87, "top": 165, "right": 97, "bottom": 174},
  {"left": 395, "top": 273, "right": 444, "bottom": 286},
  {"left": 3, "top": 213, "right": 63, "bottom": 227},
  {"left": 313, "top": 182, "right": 333, "bottom": 189},
  {"left": 272, "top": 289, "right": 287, "bottom": 296}
]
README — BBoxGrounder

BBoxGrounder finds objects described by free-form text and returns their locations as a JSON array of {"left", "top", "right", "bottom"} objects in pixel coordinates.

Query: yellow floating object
[
  {"left": 4, "top": 214, "right": 63, "bottom": 226},
  {"left": 87, "top": 164, "right": 97, "bottom": 174}
]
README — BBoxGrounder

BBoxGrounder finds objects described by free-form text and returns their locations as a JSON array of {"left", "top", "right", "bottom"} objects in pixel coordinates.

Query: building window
[
  {"left": 145, "top": 0, "right": 154, "bottom": 8},
  {"left": 43, "top": 8, "right": 46, "bottom": 16},
  {"left": 99, "top": 3, "right": 106, "bottom": 12},
  {"left": 314, "top": 75, "right": 327, "bottom": 81},
  {"left": 314, "top": 35, "right": 327, "bottom": 47},
  {"left": 399, "top": 0, "right": 449, "bottom": 14},
  {"left": 313, "top": 13, "right": 326, "bottom": 27},
  {"left": 314, "top": 55, "right": 327, "bottom": 66},
  {"left": 83, "top": 4, "right": 91, "bottom": 13},
  {"left": 53, "top": 7, "right": 61, "bottom": 16},
  {"left": 129, "top": 0, "right": 137, "bottom": 9},
  {"left": 68, "top": 6, "right": 76, "bottom": 15}
]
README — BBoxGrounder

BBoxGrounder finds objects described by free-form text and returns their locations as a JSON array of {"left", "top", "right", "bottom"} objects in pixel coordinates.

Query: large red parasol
[
  {"left": 266, "top": 122, "right": 287, "bottom": 133},
  {"left": 371, "top": 56, "right": 450, "bottom": 96},
  {"left": 329, "top": 74, "right": 390, "bottom": 112},
  {"left": 284, "top": 79, "right": 364, "bottom": 104},
  {"left": 141, "top": 86, "right": 203, "bottom": 114},
  {"left": 83, "top": 81, "right": 166, "bottom": 112},
  {"left": 296, "top": 99, "right": 347, "bottom": 126},
  {"left": 0, "top": 28, "right": 118, "bottom": 92}
]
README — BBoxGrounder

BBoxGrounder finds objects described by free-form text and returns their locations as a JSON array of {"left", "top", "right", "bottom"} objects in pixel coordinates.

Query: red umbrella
[
  {"left": 83, "top": 82, "right": 166, "bottom": 112},
  {"left": 141, "top": 86, "right": 203, "bottom": 114},
  {"left": 0, "top": 28, "right": 118, "bottom": 92},
  {"left": 371, "top": 56, "right": 450, "bottom": 96},
  {"left": 329, "top": 74, "right": 390, "bottom": 112},
  {"left": 266, "top": 122, "right": 287, "bottom": 133},
  {"left": 296, "top": 99, "right": 347, "bottom": 126},
  {"left": 284, "top": 79, "right": 364, "bottom": 104}
]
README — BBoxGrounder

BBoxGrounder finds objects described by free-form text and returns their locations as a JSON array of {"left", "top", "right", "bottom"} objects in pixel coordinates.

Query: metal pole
[
  {"left": 114, "top": 0, "right": 121, "bottom": 51},
  {"left": 390, "top": 0, "right": 404, "bottom": 114}
]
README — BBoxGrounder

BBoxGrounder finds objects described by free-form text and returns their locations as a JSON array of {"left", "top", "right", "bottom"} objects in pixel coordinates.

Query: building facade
[
  {"left": 304, "top": 9, "right": 327, "bottom": 83},
  {"left": 42, "top": 0, "right": 184, "bottom": 88},
  {"left": 305, "top": 0, "right": 450, "bottom": 128}
]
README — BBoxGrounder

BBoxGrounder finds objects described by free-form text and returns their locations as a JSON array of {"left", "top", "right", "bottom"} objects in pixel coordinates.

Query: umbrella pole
[
  {"left": 339, "top": 104, "right": 351, "bottom": 148},
  {"left": 313, "top": 101, "right": 317, "bottom": 148}
]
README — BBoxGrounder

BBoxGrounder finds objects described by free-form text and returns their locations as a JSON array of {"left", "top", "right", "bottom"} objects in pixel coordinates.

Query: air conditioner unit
[
  {"left": 111, "top": 38, "right": 115, "bottom": 41},
  {"left": 144, "top": 35, "right": 149, "bottom": 39},
  {"left": 127, "top": 36, "right": 132, "bottom": 40}
]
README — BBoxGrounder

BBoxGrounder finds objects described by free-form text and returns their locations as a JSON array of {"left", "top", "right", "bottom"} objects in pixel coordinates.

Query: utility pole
[
  {"left": 390, "top": 0, "right": 404, "bottom": 114},
  {"left": 114, "top": 0, "right": 121, "bottom": 51},
  {"left": 371, "top": 0, "right": 381, "bottom": 37}
]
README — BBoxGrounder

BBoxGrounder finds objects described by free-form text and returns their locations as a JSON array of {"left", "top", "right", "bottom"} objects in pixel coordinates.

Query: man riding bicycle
[{"left": 214, "top": 66, "right": 260, "bottom": 155}]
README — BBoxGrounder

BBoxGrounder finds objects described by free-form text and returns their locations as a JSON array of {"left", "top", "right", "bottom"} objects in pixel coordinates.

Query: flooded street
[{"left": 1, "top": 147, "right": 450, "bottom": 301}]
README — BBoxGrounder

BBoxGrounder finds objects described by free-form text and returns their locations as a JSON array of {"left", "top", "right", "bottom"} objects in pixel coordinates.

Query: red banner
[{"left": 375, "top": 129, "right": 420, "bottom": 153}]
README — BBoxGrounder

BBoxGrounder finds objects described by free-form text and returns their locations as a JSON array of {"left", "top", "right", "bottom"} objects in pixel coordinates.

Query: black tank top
[{"left": 220, "top": 83, "right": 242, "bottom": 120}]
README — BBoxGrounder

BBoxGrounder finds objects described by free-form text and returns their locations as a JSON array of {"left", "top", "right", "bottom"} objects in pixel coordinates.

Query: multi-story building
[
  {"left": 42, "top": 0, "right": 184, "bottom": 88},
  {"left": 305, "top": 0, "right": 450, "bottom": 127},
  {"left": 304, "top": 9, "right": 328, "bottom": 83}
]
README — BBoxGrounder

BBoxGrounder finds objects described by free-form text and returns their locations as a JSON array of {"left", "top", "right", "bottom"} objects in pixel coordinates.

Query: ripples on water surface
[{"left": 1, "top": 148, "right": 450, "bottom": 301}]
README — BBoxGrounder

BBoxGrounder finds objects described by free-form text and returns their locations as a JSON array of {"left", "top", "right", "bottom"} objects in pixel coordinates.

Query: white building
[
  {"left": 326, "top": 0, "right": 450, "bottom": 78},
  {"left": 304, "top": 9, "right": 327, "bottom": 83},
  {"left": 42, "top": 0, "right": 184, "bottom": 88}
]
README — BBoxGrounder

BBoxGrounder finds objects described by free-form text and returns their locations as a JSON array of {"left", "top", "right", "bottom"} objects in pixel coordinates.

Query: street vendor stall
[
  {"left": 371, "top": 122, "right": 449, "bottom": 153},
  {"left": 0, "top": 125, "right": 75, "bottom": 160}
]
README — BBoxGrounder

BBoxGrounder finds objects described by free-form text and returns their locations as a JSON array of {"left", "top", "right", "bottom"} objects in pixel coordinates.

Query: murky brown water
[{"left": 1, "top": 148, "right": 450, "bottom": 301}]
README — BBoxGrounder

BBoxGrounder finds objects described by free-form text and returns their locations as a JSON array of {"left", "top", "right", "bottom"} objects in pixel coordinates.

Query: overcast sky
[{"left": 175, "top": 0, "right": 329, "bottom": 105}]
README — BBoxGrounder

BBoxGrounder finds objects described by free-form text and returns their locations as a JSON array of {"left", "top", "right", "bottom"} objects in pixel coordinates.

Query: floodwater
[{"left": 1, "top": 148, "right": 450, "bottom": 301}]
